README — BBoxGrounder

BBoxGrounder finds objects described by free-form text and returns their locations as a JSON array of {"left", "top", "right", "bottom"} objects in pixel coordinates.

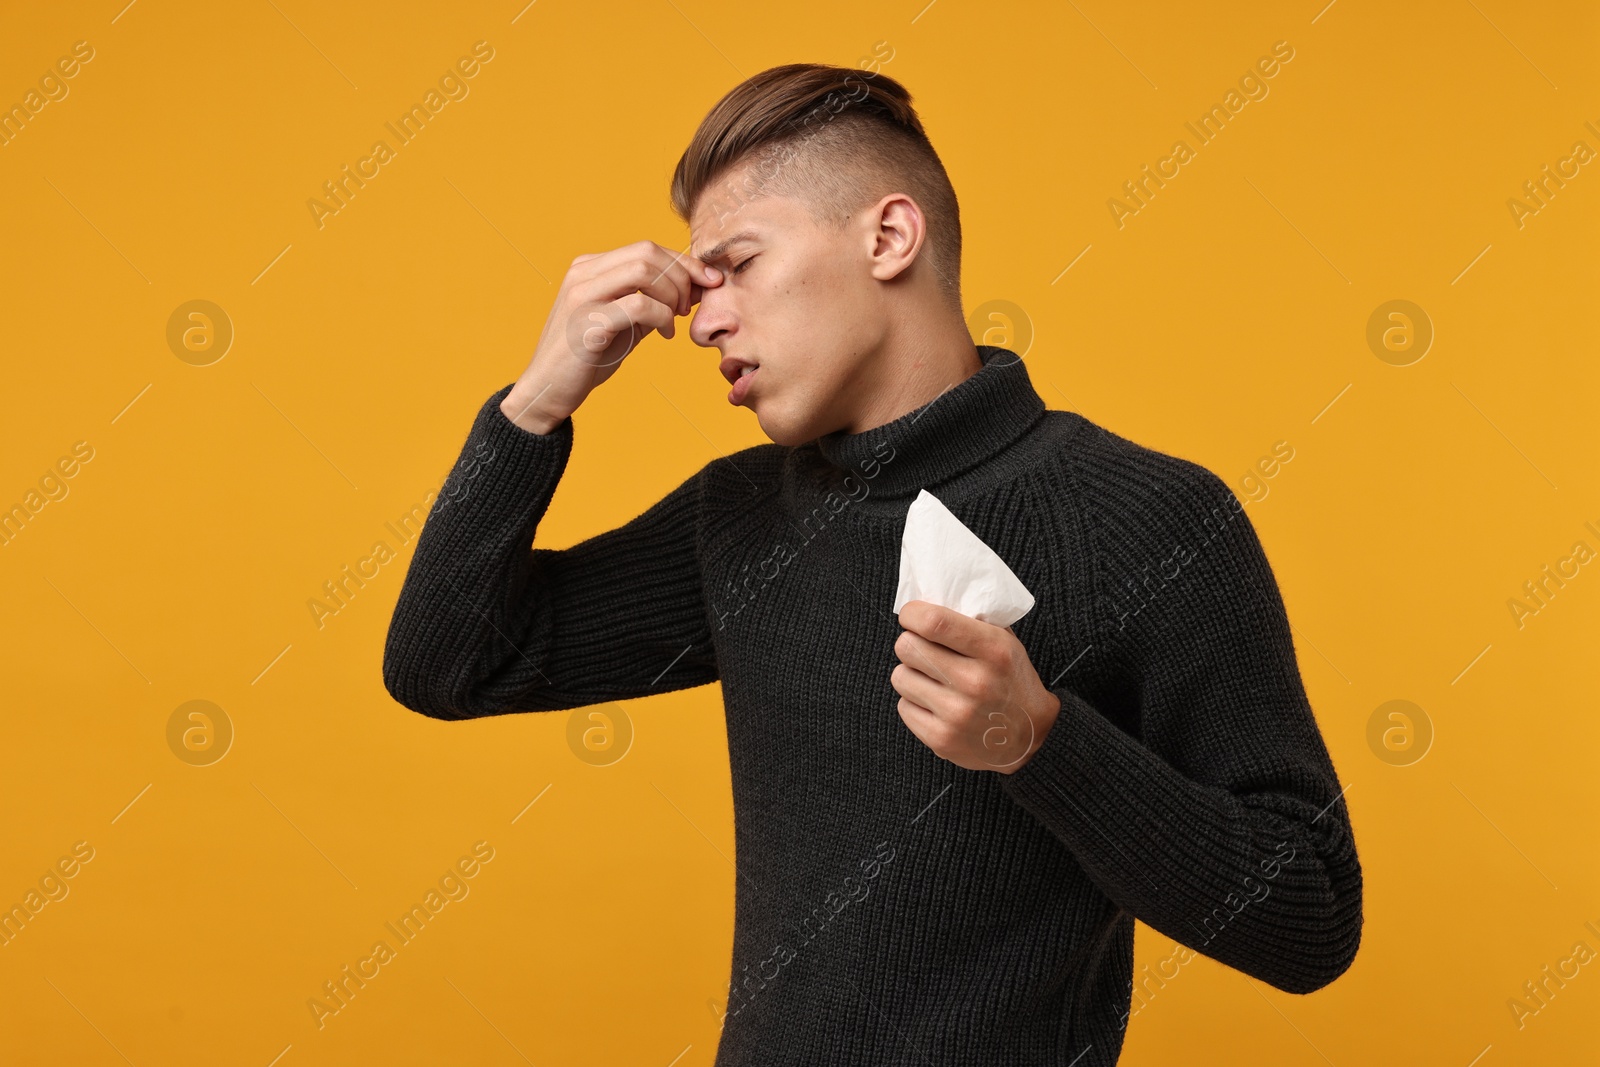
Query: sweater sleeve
[
  {"left": 999, "top": 455, "right": 1362, "bottom": 995},
  {"left": 382, "top": 382, "right": 718, "bottom": 720}
]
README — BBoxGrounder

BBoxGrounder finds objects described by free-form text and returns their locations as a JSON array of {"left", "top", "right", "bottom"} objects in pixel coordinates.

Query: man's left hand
[{"left": 890, "top": 600, "right": 1062, "bottom": 774}]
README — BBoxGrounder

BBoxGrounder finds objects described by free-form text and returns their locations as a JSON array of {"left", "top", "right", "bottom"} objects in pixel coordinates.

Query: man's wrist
[
  {"left": 499, "top": 391, "right": 566, "bottom": 435},
  {"left": 1001, "top": 689, "right": 1062, "bottom": 774}
]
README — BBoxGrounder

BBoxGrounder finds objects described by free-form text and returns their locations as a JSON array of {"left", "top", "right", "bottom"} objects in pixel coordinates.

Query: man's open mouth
[
  {"left": 719, "top": 356, "right": 758, "bottom": 385},
  {"left": 722, "top": 357, "right": 760, "bottom": 406}
]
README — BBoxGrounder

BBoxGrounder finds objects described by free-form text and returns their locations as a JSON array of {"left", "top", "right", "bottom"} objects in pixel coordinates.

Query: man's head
[{"left": 672, "top": 63, "right": 966, "bottom": 446}]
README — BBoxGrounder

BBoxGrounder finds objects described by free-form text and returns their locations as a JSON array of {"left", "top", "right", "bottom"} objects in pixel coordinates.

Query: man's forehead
[
  {"left": 690, "top": 227, "right": 761, "bottom": 264},
  {"left": 689, "top": 182, "right": 793, "bottom": 261}
]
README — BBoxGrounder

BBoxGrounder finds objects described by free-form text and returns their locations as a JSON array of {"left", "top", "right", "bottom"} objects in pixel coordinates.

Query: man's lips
[
  {"left": 727, "top": 364, "right": 758, "bottom": 406},
  {"left": 720, "top": 355, "right": 760, "bottom": 406},
  {"left": 719, "top": 355, "right": 758, "bottom": 385}
]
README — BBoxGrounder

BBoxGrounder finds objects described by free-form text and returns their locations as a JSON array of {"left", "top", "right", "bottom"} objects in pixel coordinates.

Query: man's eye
[{"left": 731, "top": 255, "right": 757, "bottom": 275}]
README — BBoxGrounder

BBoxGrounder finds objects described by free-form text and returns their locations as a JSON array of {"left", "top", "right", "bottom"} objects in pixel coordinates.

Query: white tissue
[{"left": 893, "top": 488, "right": 1036, "bottom": 627}]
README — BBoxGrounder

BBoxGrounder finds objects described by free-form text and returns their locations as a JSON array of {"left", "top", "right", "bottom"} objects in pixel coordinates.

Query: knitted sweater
[{"left": 382, "top": 345, "right": 1363, "bottom": 1066}]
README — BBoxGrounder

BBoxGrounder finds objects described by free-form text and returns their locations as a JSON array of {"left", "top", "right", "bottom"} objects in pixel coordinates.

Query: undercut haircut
[{"left": 671, "top": 62, "right": 963, "bottom": 314}]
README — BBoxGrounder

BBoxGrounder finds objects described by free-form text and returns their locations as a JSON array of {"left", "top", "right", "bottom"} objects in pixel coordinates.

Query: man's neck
[{"left": 840, "top": 315, "right": 984, "bottom": 435}]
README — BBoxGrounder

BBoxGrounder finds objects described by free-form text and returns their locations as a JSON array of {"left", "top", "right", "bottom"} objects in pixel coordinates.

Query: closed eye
[{"left": 731, "top": 254, "right": 758, "bottom": 276}]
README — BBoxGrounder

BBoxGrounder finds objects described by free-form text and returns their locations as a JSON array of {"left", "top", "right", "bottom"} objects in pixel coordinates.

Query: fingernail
[{"left": 706, "top": 266, "right": 721, "bottom": 281}]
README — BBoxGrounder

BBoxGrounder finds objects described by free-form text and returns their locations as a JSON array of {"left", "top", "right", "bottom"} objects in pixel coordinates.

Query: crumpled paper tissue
[{"left": 892, "top": 488, "right": 1035, "bottom": 627}]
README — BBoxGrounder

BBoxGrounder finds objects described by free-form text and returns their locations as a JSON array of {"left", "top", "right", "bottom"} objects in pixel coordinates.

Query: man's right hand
[{"left": 499, "top": 240, "right": 723, "bottom": 434}]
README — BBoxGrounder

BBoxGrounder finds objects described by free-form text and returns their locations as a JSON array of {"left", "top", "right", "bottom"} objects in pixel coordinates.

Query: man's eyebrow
[{"left": 693, "top": 230, "right": 758, "bottom": 265}]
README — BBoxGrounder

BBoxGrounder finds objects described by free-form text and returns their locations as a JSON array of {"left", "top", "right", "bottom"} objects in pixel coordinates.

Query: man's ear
[{"left": 866, "top": 193, "right": 926, "bottom": 283}]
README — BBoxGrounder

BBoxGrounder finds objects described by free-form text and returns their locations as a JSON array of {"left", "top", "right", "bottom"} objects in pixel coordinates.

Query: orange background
[{"left": 2, "top": 1, "right": 1596, "bottom": 1064}]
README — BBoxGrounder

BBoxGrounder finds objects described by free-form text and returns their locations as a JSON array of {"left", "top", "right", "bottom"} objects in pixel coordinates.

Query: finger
[
  {"left": 568, "top": 239, "right": 665, "bottom": 279},
  {"left": 898, "top": 600, "right": 997, "bottom": 659},
  {"left": 611, "top": 291, "right": 677, "bottom": 341},
  {"left": 894, "top": 694, "right": 946, "bottom": 748},
  {"left": 653, "top": 246, "right": 720, "bottom": 312},
  {"left": 645, "top": 246, "right": 709, "bottom": 318},
  {"left": 689, "top": 252, "right": 723, "bottom": 300},
  {"left": 894, "top": 629, "right": 958, "bottom": 687},
  {"left": 580, "top": 255, "right": 694, "bottom": 321},
  {"left": 567, "top": 241, "right": 687, "bottom": 311},
  {"left": 577, "top": 241, "right": 717, "bottom": 317},
  {"left": 890, "top": 661, "right": 954, "bottom": 719},
  {"left": 573, "top": 292, "right": 676, "bottom": 353}
]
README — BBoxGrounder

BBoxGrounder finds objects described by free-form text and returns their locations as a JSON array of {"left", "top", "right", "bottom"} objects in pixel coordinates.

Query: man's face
[{"left": 689, "top": 169, "right": 885, "bottom": 446}]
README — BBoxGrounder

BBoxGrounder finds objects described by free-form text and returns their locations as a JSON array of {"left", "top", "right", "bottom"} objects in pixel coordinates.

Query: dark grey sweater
[{"left": 382, "top": 345, "right": 1362, "bottom": 1065}]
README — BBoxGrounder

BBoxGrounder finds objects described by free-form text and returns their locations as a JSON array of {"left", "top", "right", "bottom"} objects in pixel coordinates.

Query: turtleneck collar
[{"left": 808, "top": 345, "right": 1047, "bottom": 501}]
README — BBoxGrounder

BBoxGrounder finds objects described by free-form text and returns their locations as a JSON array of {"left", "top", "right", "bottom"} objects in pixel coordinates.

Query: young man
[{"left": 383, "top": 63, "right": 1361, "bottom": 1065}]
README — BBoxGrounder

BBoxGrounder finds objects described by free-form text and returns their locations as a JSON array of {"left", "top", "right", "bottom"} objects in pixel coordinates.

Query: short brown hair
[{"left": 671, "top": 62, "right": 963, "bottom": 313}]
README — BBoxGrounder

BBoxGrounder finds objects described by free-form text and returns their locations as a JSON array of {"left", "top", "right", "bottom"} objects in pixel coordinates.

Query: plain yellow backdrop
[{"left": 1, "top": 1, "right": 1596, "bottom": 1064}]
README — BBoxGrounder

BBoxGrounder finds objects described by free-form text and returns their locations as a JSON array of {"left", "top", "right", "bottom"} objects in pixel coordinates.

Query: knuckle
[
  {"left": 626, "top": 260, "right": 655, "bottom": 287},
  {"left": 978, "top": 663, "right": 1006, "bottom": 694},
  {"left": 953, "top": 662, "right": 984, "bottom": 695},
  {"left": 951, "top": 693, "right": 978, "bottom": 722}
]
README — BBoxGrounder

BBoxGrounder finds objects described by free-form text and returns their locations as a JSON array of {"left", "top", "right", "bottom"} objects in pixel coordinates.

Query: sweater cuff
[
  {"left": 488, "top": 382, "right": 573, "bottom": 436},
  {"left": 433, "top": 382, "right": 575, "bottom": 515},
  {"left": 998, "top": 684, "right": 1247, "bottom": 900},
  {"left": 999, "top": 685, "right": 1151, "bottom": 830},
  {"left": 480, "top": 381, "right": 575, "bottom": 447}
]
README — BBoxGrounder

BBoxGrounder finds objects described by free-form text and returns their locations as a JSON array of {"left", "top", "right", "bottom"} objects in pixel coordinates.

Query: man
[{"left": 383, "top": 62, "right": 1361, "bottom": 1065}]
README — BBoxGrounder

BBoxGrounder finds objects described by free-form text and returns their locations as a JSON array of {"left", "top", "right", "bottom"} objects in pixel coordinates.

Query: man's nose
[{"left": 689, "top": 290, "right": 735, "bottom": 348}]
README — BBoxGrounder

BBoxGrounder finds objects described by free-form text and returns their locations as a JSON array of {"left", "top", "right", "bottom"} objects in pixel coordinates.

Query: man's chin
[
  {"left": 756, "top": 416, "right": 799, "bottom": 448},
  {"left": 752, "top": 404, "right": 812, "bottom": 449}
]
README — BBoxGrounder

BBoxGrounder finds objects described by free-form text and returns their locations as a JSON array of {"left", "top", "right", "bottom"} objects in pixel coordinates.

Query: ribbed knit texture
[{"left": 383, "top": 346, "right": 1363, "bottom": 1065}]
